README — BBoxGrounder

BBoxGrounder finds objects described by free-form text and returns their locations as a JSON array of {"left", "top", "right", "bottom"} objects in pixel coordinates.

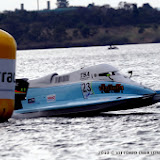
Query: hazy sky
[{"left": 1, "top": 0, "right": 160, "bottom": 12}]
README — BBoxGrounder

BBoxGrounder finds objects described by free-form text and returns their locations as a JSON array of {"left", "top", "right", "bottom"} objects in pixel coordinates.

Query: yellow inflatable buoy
[{"left": 0, "top": 30, "right": 16, "bottom": 122}]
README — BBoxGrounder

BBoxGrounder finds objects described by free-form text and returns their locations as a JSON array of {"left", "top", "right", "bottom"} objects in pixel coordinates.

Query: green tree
[
  {"left": 53, "top": 25, "right": 67, "bottom": 42},
  {"left": 80, "top": 26, "right": 90, "bottom": 38},
  {"left": 56, "top": 0, "right": 69, "bottom": 8},
  {"left": 73, "top": 29, "right": 79, "bottom": 38}
]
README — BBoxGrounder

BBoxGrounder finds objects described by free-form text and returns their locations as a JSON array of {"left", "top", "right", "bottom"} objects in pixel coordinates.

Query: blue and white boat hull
[
  {"left": 13, "top": 64, "right": 160, "bottom": 118},
  {"left": 13, "top": 83, "right": 158, "bottom": 118}
]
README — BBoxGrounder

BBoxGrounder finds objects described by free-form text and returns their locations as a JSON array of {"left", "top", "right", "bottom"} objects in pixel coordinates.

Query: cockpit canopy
[{"left": 29, "top": 64, "right": 139, "bottom": 88}]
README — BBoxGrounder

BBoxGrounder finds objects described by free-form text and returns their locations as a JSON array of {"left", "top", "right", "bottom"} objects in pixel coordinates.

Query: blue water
[{"left": 1, "top": 43, "right": 160, "bottom": 160}]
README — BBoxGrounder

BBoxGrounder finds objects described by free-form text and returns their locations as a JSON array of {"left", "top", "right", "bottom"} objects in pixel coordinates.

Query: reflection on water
[{"left": 1, "top": 43, "right": 160, "bottom": 160}]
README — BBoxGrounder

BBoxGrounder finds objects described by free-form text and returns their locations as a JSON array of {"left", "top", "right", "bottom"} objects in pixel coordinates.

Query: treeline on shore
[{"left": 1, "top": 3, "right": 160, "bottom": 50}]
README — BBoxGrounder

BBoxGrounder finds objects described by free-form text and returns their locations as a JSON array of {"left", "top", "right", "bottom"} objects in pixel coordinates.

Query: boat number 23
[
  {"left": 81, "top": 82, "right": 94, "bottom": 99},
  {"left": 82, "top": 82, "right": 91, "bottom": 92}
]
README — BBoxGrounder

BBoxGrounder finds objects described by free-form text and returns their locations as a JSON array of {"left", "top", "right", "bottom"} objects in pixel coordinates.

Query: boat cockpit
[{"left": 28, "top": 64, "right": 140, "bottom": 88}]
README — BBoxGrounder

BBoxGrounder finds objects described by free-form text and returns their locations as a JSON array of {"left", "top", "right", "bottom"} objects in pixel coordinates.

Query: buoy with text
[{"left": 0, "top": 30, "right": 16, "bottom": 122}]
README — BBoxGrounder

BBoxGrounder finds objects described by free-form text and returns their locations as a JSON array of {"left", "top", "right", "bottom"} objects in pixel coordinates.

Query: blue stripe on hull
[{"left": 13, "top": 81, "right": 156, "bottom": 117}]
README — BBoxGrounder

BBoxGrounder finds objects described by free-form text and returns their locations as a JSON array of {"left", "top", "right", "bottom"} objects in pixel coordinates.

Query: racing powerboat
[
  {"left": 12, "top": 64, "right": 160, "bottom": 118},
  {"left": 108, "top": 45, "right": 118, "bottom": 50}
]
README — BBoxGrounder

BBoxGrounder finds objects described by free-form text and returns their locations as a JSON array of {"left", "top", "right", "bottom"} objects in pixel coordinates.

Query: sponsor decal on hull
[
  {"left": 28, "top": 98, "right": 35, "bottom": 104},
  {"left": 46, "top": 94, "right": 56, "bottom": 103},
  {"left": 99, "top": 84, "right": 124, "bottom": 93}
]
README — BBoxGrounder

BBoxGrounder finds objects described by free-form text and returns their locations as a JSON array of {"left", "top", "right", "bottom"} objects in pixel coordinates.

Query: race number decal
[{"left": 81, "top": 82, "right": 94, "bottom": 99}]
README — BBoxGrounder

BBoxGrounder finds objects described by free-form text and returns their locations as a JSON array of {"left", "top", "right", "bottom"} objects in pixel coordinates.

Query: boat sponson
[{"left": 12, "top": 95, "right": 154, "bottom": 118}]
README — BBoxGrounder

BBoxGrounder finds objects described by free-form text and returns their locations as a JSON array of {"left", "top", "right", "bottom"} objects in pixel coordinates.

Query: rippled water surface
[{"left": 1, "top": 43, "right": 160, "bottom": 160}]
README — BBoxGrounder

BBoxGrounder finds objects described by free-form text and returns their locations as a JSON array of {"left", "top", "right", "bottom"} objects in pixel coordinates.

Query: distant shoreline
[
  {"left": 17, "top": 42, "right": 135, "bottom": 50},
  {"left": 1, "top": 5, "right": 160, "bottom": 51},
  {"left": 17, "top": 25, "right": 160, "bottom": 50}
]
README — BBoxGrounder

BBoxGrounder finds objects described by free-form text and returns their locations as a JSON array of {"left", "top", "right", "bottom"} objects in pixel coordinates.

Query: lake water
[{"left": 1, "top": 43, "right": 160, "bottom": 160}]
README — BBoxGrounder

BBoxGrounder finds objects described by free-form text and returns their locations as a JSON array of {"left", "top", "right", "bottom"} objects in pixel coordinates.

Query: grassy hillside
[
  {"left": 17, "top": 25, "right": 160, "bottom": 50},
  {"left": 1, "top": 4, "right": 160, "bottom": 50}
]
